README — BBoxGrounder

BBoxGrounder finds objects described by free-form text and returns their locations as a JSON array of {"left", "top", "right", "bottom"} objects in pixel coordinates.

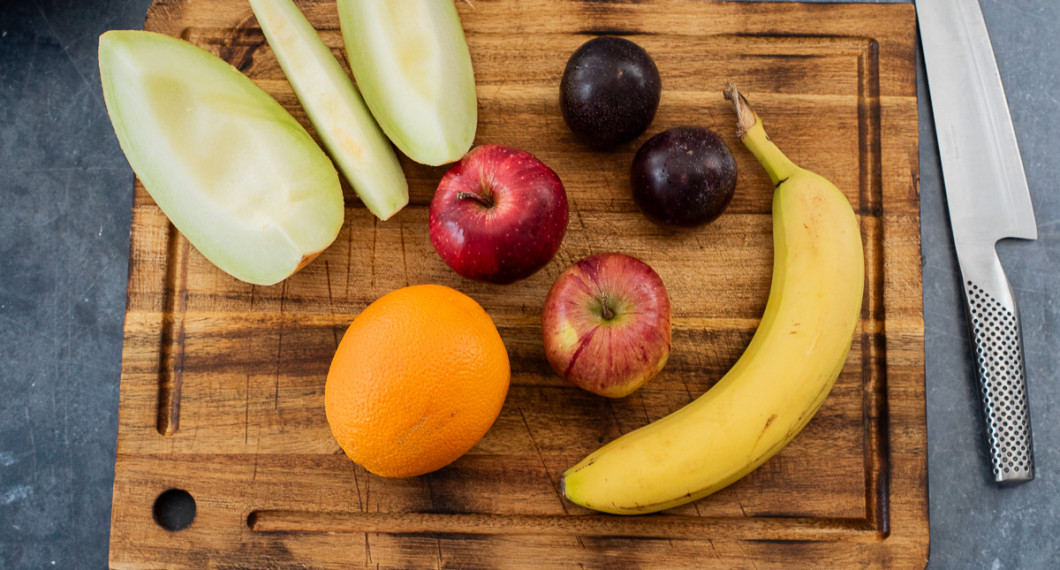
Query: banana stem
[{"left": 724, "top": 83, "right": 799, "bottom": 186}]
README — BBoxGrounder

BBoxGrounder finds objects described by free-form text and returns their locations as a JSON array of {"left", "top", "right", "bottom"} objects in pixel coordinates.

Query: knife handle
[{"left": 960, "top": 250, "right": 1034, "bottom": 484}]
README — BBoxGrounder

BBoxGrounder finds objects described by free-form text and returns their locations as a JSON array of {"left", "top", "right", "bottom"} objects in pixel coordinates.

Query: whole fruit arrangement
[
  {"left": 560, "top": 36, "right": 661, "bottom": 149},
  {"left": 542, "top": 252, "right": 671, "bottom": 398},
  {"left": 429, "top": 144, "right": 569, "bottom": 284},
  {"left": 325, "top": 284, "right": 511, "bottom": 478},
  {"left": 631, "top": 126, "right": 738, "bottom": 228}
]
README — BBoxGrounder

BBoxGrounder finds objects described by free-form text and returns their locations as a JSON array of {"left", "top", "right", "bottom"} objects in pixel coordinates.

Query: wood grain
[{"left": 110, "top": 1, "right": 927, "bottom": 567}]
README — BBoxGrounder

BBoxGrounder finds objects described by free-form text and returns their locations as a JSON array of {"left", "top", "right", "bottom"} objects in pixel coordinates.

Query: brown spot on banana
[{"left": 752, "top": 413, "right": 779, "bottom": 452}]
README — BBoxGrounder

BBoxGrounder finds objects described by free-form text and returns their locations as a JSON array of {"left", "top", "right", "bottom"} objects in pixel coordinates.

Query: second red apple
[{"left": 542, "top": 252, "right": 672, "bottom": 398}]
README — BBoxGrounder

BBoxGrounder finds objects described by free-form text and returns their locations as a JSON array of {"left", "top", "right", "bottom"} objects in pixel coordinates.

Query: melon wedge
[
  {"left": 250, "top": 0, "right": 408, "bottom": 220},
  {"left": 337, "top": 0, "right": 478, "bottom": 166},
  {"left": 99, "top": 30, "right": 344, "bottom": 286}
]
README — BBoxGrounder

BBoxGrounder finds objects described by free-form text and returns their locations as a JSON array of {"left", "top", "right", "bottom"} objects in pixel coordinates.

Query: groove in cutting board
[
  {"left": 156, "top": 228, "right": 188, "bottom": 436},
  {"left": 246, "top": 511, "right": 886, "bottom": 541}
]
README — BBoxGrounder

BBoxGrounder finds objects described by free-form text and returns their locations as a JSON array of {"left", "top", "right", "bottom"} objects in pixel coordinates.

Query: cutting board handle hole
[{"left": 153, "top": 489, "right": 196, "bottom": 531}]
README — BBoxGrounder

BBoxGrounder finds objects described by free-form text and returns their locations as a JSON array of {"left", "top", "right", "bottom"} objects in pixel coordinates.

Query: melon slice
[
  {"left": 337, "top": 0, "right": 478, "bottom": 166},
  {"left": 99, "top": 30, "right": 344, "bottom": 286},
  {"left": 250, "top": 0, "right": 408, "bottom": 220}
]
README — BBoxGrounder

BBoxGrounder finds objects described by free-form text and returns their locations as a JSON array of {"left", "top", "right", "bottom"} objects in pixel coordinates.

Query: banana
[{"left": 560, "top": 84, "right": 865, "bottom": 515}]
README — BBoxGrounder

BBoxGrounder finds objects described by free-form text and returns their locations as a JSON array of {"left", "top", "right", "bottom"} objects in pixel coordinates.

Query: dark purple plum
[
  {"left": 630, "top": 126, "right": 737, "bottom": 228},
  {"left": 560, "top": 37, "right": 661, "bottom": 149}
]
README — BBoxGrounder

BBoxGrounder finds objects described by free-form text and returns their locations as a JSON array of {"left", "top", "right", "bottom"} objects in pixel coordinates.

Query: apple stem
[
  {"left": 599, "top": 295, "right": 615, "bottom": 321},
  {"left": 457, "top": 191, "right": 494, "bottom": 209}
]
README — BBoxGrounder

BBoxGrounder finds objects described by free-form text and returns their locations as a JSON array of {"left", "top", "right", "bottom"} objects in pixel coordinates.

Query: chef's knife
[{"left": 919, "top": 0, "right": 1037, "bottom": 484}]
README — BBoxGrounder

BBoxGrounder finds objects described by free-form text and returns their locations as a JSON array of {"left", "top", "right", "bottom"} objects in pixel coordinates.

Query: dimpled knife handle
[{"left": 964, "top": 278, "right": 1034, "bottom": 484}]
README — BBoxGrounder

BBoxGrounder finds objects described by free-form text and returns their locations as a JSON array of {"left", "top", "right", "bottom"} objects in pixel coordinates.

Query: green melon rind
[
  {"left": 99, "top": 30, "right": 344, "bottom": 286},
  {"left": 337, "top": 0, "right": 478, "bottom": 166},
  {"left": 250, "top": 0, "right": 408, "bottom": 220}
]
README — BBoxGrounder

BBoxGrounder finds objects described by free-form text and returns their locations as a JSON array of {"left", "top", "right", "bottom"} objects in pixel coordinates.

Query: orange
[{"left": 325, "top": 284, "right": 510, "bottom": 477}]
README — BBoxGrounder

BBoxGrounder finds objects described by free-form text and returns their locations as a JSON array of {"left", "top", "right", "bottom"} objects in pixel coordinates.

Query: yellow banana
[{"left": 561, "top": 84, "right": 865, "bottom": 515}]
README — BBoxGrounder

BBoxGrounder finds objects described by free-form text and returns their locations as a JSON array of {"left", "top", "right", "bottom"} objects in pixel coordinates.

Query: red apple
[
  {"left": 542, "top": 252, "right": 671, "bottom": 398},
  {"left": 429, "top": 145, "right": 569, "bottom": 284}
]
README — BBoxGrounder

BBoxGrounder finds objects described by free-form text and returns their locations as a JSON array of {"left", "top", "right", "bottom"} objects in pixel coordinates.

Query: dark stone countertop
[{"left": 1, "top": 0, "right": 1057, "bottom": 567}]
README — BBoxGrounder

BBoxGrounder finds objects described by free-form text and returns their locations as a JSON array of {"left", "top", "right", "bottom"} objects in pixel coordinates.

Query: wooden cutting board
[{"left": 110, "top": 0, "right": 926, "bottom": 567}]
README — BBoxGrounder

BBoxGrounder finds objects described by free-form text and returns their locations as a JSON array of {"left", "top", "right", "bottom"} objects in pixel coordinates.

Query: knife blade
[{"left": 919, "top": 0, "right": 1037, "bottom": 485}]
